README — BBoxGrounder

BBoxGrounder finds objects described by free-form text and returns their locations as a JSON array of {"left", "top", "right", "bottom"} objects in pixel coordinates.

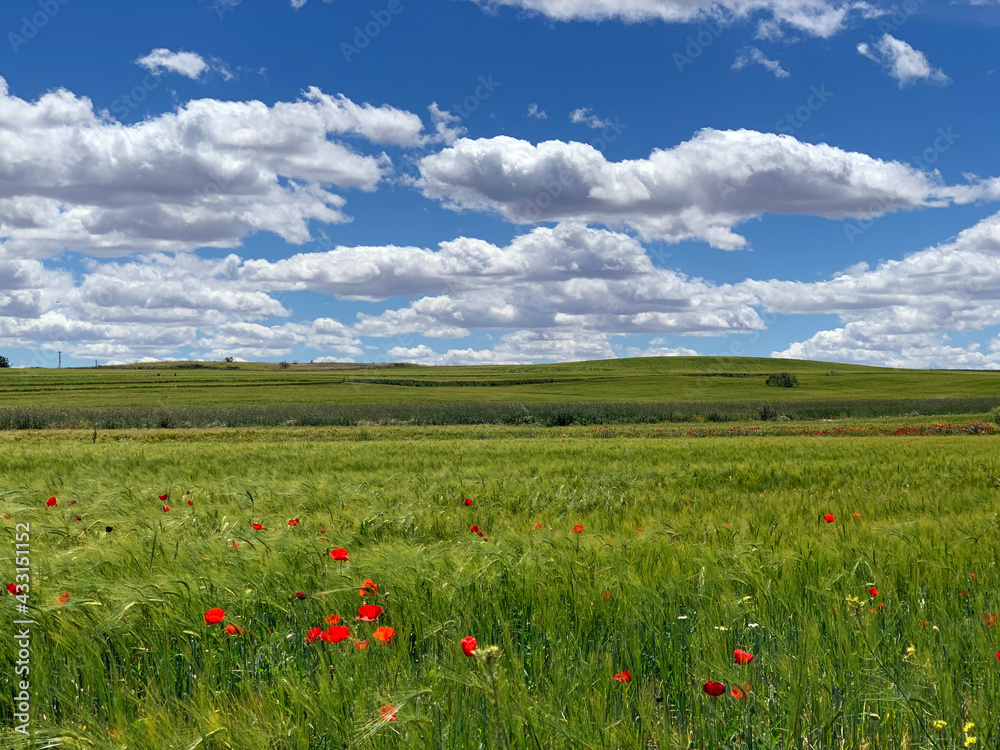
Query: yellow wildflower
[
  {"left": 964, "top": 723, "right": 975, "bottom": 733},
  {"left": 964, "top": 737, "right": 976, "bottom": 747},
  {"left": 933, "top": 720, "right": 947, "bottom": 730}
]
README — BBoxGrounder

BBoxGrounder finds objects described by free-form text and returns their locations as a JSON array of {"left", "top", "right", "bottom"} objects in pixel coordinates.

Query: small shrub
[
  {"left": 0, "top": 355, "right": 9, "bottom": 368},
  {"left": 766, "top": 372, "right": 799, "bottom": 388},
  {"left": 758, "top": 402, "right": 778, "bottom": 421},
  {"left": 992, "top": 406, "right": 1000, "bottom": 426}
]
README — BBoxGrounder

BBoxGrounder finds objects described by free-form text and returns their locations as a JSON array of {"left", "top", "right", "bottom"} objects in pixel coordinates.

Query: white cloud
[
  {"left": 857, "top": 34, "right": 951, "bottom": 87},
  {"left": 388, "top": 330, "right": 618, "bottom": 365},
  {"left": 0, "top": 77, "right": 434, "bottom": 258},
  {"left": 732, "top": 46, "right": 790, "bottom": 78},
  {"left": 569, "top": 107, "right": 609, "bottom": 129},
  {"left": 243, "top": 223, "right": 764, "bottom": 338},
  {"left": 418, "top": 129, "right": 999, "bottom": 249},
  {"left": 467, "top": 0, "right": 879, "bottom": 38},
  {"left": 527, "top": 103, "right": 548, "bottom": 120},
  {"left": 757, "top": 210, "right": 1000, "bottom": 367},
  {"left": 136, "top": 49, "right": 210, "bottom": 79}
]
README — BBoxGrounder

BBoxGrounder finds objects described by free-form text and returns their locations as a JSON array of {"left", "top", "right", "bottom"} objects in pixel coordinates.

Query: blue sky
[{"left": 1, "top": 0, "right": 999, "bottom": 368}]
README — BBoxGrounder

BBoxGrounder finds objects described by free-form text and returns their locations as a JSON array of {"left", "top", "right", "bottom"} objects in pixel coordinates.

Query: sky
[{"left": 0, "top": 0, "right": 999, "bottom": 369}]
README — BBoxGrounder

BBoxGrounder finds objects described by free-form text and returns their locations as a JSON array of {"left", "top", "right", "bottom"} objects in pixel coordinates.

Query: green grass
[
  {"left": 3, "top": 428, "right": 1000, "bottom": 748},
  {"left": 2, "top": 356, "right": 1000, "bottom": 410}
]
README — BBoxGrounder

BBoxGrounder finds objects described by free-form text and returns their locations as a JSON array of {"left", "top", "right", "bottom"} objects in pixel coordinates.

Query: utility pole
[{"left": 58, "top": 351, "right": 61, "bottom": 368}]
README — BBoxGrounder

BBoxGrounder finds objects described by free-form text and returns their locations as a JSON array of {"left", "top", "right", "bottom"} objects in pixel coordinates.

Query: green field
[
  {"left": 3, "top": 428, "right": 1000, "bottom": 749},
  {"left": 2, "top": 357, "right": 1000, "bottom": 409}
]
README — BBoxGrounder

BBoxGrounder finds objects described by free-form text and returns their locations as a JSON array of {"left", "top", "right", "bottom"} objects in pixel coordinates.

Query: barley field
[{"left": 3, "top": 428, "right": 1000, "bottom": 749}]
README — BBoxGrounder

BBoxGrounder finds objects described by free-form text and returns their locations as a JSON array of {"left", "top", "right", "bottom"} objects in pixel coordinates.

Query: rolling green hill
[{"left": 0, "top": 356, "right": 998, "bottom": 410}]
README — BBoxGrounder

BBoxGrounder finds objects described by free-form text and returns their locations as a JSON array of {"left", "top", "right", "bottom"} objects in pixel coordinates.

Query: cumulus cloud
[
  {"left": 757, "top": 210, "right": 1000, "bottom": 367},
  {"left": 136, "top": 49, "right": 211, "bottom": 79},
  {"left": 857, "top": 34, "right": 951, "bottom": 87},
  {"left": 243, "top": 223, "right": 764, "bottom": 338},
  {"left": 0, "top": 77, "right": 433, "bottom": 258},
  {"left": 732, "top": 46, "right": 790, "bottom": 78},
  {"left": 527, "top": 103, "right": 548, "bottom": 119},
  {"left": 467, "top": 0, "right": 878, "bottom": 38},
  {"left": 419, "top": 129, "right": 999, "bottom": 249},
  {"left": 388, "top": 330, "right": 618, "bottom": 364},
  {"left": 569, "top": 107, "right": 610, "bottom": 129}
]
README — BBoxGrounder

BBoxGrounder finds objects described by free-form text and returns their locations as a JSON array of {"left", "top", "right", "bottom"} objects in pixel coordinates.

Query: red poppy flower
[
  {"left": 324, "top": 613, "right": 342, "bottom": 626},
  {"left": 379, "top": 705, "right": 398, "bottom": 722},
  {"left": 477, "top": 530, "right": 483, "bottom": 537},
  {"left": 6, "top": 583, "right": 21, "bottom": 595},
  {"left": 105, "top": 526, "right": 113, "bottom": 533},
  {"left": 613, "top": 670, "right": 632, "bottom": 684},
  {"left": 46, "top": 497, "right": 57, "bottom": 507},
  {"left": 58, "top": 592, "right": 70, "bottom": 605},
  {"left": 918, "top": 620, "right": 927, "bottom": 628},
  {"left": 372, "top": 626, "right": 395, "bottom": 644},
  {"left": 305, "top": 627, "right": 323, "bottom": 644},
  {"left": 353, "top": 639, "right": 369, "bottom": 650},
  {"left": 158, "top": 494, "right": 167, "bottom": 501},
  {"left": 356, "top": 604, "right": 383, "bottom": 621},
  {"left": 288, "top": 518, "right": 300, "bottom": 527},
  {"left": 869, "top": 587, "right": 879, "bottom": 597},
  {"left": 823, "top": 514, "right": 835, "bottom": 523},
  {"left": 162, "top": 506, "right": 170, "bottom": 512},
  {"left": 70, "top": 500, "right": 76, "bottom": 505},
  {"left": 330, "top": 548, "right": 349, "bottom": 561},
  {"left": 573, "top": 524, "right": 584, "bottom": 534},
  {"left": 204, "top": 607, "right": 226, "bottom": 624},
  {"left": 853, "top": 512, "right": 861, "bottom": 518},
  {"left": 225, "top": 624, "right": 244, "bottom": 636},
  {"left": 464, "top": 499, "right": 473, "bottom": 506},
  {"left": 601, "top": 592, "right": 611, "bottom": 602},
  {"left": 535, "top": 523, "right": 542, "bottom": 530},
  {"left": 734, "top": 649, "right": 754, "bottom": 665},
  {"left": 470, "top": 525, "right": 478, "bottom": 534},
  {"left": 75, "top": 515, "right": 81, "bottom": 521},
  {"left": 295, "top": 590, "right": 307, "bottom": 600},
  {"left": 461, "top": 636, "right": 477, "bottom": 657},
  {"left": 636, "top": 528, "right": 643, "bottom": 534},
  {"left": 360, "top": 579, "right": 378, "bottom": 596},
  {"left": 230, "top": 541, "right": 239, "bottom": 549},
  {"left": 986, "top": 613, "right": 997, "bottom": 628},
  {"left": 996, "top": 650, "right": 1000, "bottom": 663},
  {"left": 731, "top": 684, "right": 748, "bottom": 700},
  {"left": 252, "top": 523, "right": 265, "bottom": 531},
  {"left": 187, "top": 500, "right": 193, "bottom": 506},
  {"left": 703, "top": 681, "right": 726, "bottom": 697},
  {"left": 321, "top": 625, "right": 351, "bottom": 643}
]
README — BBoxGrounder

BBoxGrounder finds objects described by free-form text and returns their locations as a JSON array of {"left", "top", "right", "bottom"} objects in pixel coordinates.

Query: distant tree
[
  {"left": 0, "top": 355, "right": 9, "bottom": 368},
  {"left": 758, "top": 402, "right": 778, "bottom": 421},
  {"left": 766, "top": 372, "right": 799, "bottom": 388},
  {"left": 224, "top": 357, "right": 234, "bottom": 363},
  {"left": 279, "top": 361, "right": 291, "bottom": 369}
]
